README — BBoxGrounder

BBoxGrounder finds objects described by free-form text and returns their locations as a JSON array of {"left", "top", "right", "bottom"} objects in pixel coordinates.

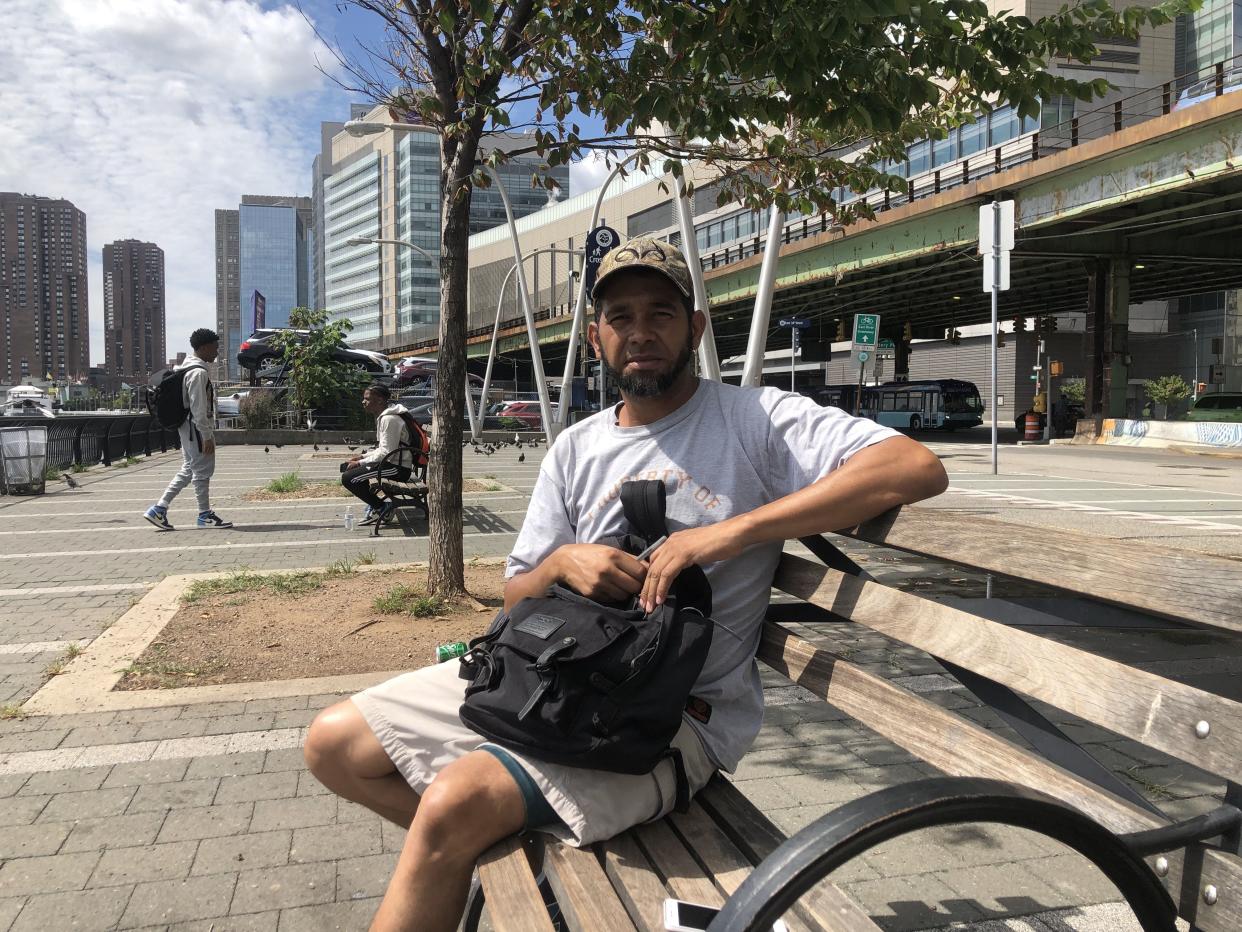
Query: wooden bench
[
  {"left": 366, "top": 443, "right": 429, "bottom": 536},
  {"left": 462, "top": 505, "right": 1242, "bottom": 931}
]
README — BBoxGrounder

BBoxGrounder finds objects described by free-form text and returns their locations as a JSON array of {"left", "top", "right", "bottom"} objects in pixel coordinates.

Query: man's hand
[
  {"left": 554, "top": 544, "right": 647, "bottom": 603},
  {"left": 203, "top": 438, "right": 216, "bottom": 456},
  {"left": 347, "top": 456, "right": 362, "bottom": 467},
  {"left": 639, "top": 522, "right": 746, "bottom": 613}
]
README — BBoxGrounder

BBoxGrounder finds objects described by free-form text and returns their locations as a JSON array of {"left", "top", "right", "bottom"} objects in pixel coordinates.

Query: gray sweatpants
[{"left": 158, "top": 422, "right": 215, "bottom": 514}]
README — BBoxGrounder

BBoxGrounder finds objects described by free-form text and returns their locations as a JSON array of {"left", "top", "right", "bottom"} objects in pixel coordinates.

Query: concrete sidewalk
[{"left": 0, "top": 446, "right": 1223, "bottom": 930}]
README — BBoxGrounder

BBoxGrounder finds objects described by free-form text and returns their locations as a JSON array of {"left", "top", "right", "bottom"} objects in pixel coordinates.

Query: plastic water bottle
[{"left": 343, "top": 506, "right": 355, "bottom": 531}]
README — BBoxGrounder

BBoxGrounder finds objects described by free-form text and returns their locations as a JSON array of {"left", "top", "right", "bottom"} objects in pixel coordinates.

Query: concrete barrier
[{"left": 1072, "top": 417, "right": 1242, "bottom": 450}]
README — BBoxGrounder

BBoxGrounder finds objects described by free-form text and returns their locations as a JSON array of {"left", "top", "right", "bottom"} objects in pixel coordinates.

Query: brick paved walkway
[{"left": 0, "top": 446, "right": 1222, "bottom": 930}]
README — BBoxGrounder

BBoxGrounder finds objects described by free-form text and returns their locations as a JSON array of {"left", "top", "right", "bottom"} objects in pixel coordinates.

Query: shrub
[
  {"left": 1144, "top": 375, "right": 1191, "bottom": 409},
  {"left": 239, "top": 390, "right": 279, "bottom": 430}
]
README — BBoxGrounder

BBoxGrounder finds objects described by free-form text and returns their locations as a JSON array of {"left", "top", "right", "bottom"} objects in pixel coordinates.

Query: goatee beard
[{"left": 603, "top": 339, "right": 694, "bottom": 398}]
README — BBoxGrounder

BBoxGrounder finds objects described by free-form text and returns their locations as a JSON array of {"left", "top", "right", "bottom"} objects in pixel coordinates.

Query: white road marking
[
  {"left": 0, "top": 727, "right": 305, "bottom": 776},
  {"left": 0, "top": 529, "right": 522, "bottom": 560},
  {"left": 0, "top": 508, "right": 533, "bottom": 536},
  {"left": 0, "top": 640, "right": 89, "bottom": 655},
  {"left": 0, "top": 583, "right": 152, "bottom": 596}
]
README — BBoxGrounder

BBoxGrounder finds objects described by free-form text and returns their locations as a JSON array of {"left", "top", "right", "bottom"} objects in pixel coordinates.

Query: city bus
[{"left": 861, "top": 379, "right": 984, "bottom": 430}]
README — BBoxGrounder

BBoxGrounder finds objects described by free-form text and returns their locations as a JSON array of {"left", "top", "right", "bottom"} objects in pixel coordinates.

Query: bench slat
[
  {"left": 635, "top": 819, "right": 724, "bottom": 906},
  {"left": 476, "top": 835, "right": 556, "bottom": 932},
  {"left": 842, "top": 506, "right": 1241, "bottom": 633},
  {"left": 774, "top": 554, "right": 1242, "bottom": 784},
  {"left": 602, "top": 832, "right": 674, "bottom": 932},
  {"left": 694, "top": 779, "right": 882, "bottom": 932},
  {"left": 758, "top": 621, "right": 1242, "bottom": 932},
  {"left": 543, "top": 842, "right": 637, "bottom": 931}
]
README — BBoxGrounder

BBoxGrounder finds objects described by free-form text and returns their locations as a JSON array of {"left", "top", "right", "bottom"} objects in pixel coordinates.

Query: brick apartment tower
[
  {"left": 0, "top": 193, "right": 90, "bottom": 383},
  {"left": 103, "top": 239, "right": 166, "bottom": 384}
]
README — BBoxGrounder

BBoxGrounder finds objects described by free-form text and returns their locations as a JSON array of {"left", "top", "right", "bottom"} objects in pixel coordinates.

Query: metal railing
[
  {"left": 0, "top": 415, "right": 180, "bottom": 471},
  {"left": 696, "top": 56, "right": 1242, "bottom": 273}
]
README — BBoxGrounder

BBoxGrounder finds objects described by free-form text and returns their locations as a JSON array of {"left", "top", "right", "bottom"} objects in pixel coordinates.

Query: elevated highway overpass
[{"left": 437, "top": 73, "right": 1242, "bottom": 415}]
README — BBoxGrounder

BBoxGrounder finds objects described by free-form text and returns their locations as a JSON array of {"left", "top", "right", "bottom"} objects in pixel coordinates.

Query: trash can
[{"left": 0, "top": 426, "right": 49, "bottom": 495}]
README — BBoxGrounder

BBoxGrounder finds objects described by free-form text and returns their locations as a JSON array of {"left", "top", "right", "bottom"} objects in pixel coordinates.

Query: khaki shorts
[{"left": 351, "top": 659, "right": 718, "bottom": 846}]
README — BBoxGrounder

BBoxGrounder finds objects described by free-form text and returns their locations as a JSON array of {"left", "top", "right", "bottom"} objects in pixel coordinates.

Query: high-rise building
[
  {"left": 103, "top": 239, "right": 165, "bottom": 384},
  {"left": 1175, "top": 0, "right": 1240, "bottom": 80},
  {"left": 214, "top": 209, "right": 240, "bottom": 379},
  {"left": 0, "top": 193, "right": 90, "bottom": 384},
  {"left": 316, "top": 104, "right": 569, "bottom": 351},
  {"left": 237, "top": 194, "right": 311, "bottom": 336}
]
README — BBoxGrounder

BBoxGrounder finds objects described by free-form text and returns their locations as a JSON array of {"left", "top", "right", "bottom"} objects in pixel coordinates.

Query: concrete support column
[
  {"left": 1084, "top": 259, "right": 1108, "bottom": 416},
  {"left": 1105, "top": 257, "right": 1131, "bottom": 417}
]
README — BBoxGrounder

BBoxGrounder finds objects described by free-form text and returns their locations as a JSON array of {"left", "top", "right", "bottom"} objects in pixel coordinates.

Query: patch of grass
[
  {"left": 119, "top": 643, "right": 224, "bottom": 685},
  {"left": 183, "top": 570, "right": 323, "bottom": 605},
  {"left": 356, "top": 551, "right": 377, "bottom": 566},
  {"left": 44, "top": 642, "right": 85, "bottom": 678},
  {"left": 325, "top": 556, "right": 360, "bottom": 577},
  {"left": 266, "top": 471, "right": 306, "bottom": 493},
  {"left": 113, "top": 459, "right": 129, "bottom": 468},
  {"left": 44, "top": 464, "right": 63, "bottom": 481},
  {"left": 71, "top": 462, "right": 89, "bottom": 473},
  {"left": 0, "top": 704, "right": 28, "bottom": 721},
  {"left": 372, "top": 585, "right": 444, "bottom": 617},
  {"left": 481, "top": 481, "right": 503, "bottom": 492}
]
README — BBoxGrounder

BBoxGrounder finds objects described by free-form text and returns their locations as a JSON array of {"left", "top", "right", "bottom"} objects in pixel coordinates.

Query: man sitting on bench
[
  {"left": 340, "top": 383, "right": 415, "bottom": 525},
  {"left": 304, "top": 237, "right": 949, "bottom": 931}
]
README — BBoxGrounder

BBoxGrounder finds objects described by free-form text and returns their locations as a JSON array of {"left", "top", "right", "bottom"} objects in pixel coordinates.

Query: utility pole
[{"left": 980, "top": 201, "right": 1014, "bottom": 475}]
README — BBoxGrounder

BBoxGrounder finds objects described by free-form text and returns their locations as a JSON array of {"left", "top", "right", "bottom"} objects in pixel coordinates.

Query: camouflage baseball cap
[{"left": 590, "top": 237, "right": 692, "bottom": 304}]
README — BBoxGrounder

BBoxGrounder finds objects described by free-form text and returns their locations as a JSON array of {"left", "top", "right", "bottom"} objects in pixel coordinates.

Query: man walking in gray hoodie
[{"left": 144, "top": 328, "right": 232, "bottom": 530}]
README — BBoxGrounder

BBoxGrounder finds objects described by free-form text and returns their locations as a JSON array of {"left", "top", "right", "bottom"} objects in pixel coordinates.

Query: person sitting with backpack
[
  {"left": 303, "top": 238, "right": 950, "bottom": 932},
  {"left": 341, "top": 383, "right": 423, "bottom": 526},
  {"left": 143, "top": 328, "right": 232, "bottom": 530}
]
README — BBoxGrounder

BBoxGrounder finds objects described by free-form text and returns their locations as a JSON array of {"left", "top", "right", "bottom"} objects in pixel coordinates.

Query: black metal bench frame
[{"left": 365, "top": 442, "right": 429, "bottom": 536}]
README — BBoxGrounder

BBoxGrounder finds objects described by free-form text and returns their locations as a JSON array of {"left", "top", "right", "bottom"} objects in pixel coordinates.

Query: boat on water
[{"left": 1, "top": 386, "right": 56, "bottom": 418}]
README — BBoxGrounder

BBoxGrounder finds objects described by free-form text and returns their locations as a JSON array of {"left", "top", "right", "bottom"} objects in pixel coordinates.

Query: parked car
[
  {"left": 497, "top": 400, "right": 558, "bottom": 429},
  {"left": 237, "top": 329, "right": 392, "bottom": 376},
  {"left": 1174, "top": 70, "right": 1242, "bottom": 110},
  {"left": 1187, "top": 392, "right": 1242, "bottom": 423},
  {"left": 217, "top": 385, "right": 287, "bottom": 417}
]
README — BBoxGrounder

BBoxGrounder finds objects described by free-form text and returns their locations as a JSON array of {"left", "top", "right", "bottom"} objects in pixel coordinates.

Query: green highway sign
[
  {"left": 853, "top": 313, "right": 879, "bottom": 347},
  {"left": 877, "top": 337, "right": 896, "bottom": 359}
]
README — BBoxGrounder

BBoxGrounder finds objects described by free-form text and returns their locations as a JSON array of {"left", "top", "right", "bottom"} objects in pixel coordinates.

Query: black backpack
[
  {"left": 458, "top": 480, "right": 714, "bottom": 809},
  {"left": 146, "top": 365, "right": 202, "bottom": 429}
]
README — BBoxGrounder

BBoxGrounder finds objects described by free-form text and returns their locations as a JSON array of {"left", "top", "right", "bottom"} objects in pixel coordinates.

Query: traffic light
[
  {"left": 1048, "top": 316, "right": 1059, "bottom": 332},
  {"left": 1050, "top": 360, "right": 1063, "bottom": 377},
  {"left": 996, "top": 328, "right": 1006, "bottom": 348},
  {"left": 949, "top": 329, "right": 961, "bottom": 345},
  {"left": 903, "top": 322, "right": 913, "bottom": 341},
  {"left": 1015, "top": 316, "right": 1028, "bottom": 331},
  {"left": 835, "top": 319, "right": 846, "bottom": 341}
]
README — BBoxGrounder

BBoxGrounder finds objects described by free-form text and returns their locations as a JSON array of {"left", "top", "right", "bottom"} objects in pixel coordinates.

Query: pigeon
[
  {"left": 273, "top": 442, "right": 284, "bottom": 449},
  {"left": 513, "top": 432, "right": 521, "bottom": 445},
  {"left": 62, "top": 473, "right": 79, "bottom": 489},
  {"left": 313, "top": 443, "right": 319, "bottom": 452},
  {"left": 517, "top": 452, "right": 525, "bottom": 463},
  {"left": 347, "top": 445, "right": 357, "bottom": 452},
  {"left": 325, "top": 446, "right": 330, "bottom": 452},
  {"left": 264, "top": 446, "right": 269, "bottom": 454}
]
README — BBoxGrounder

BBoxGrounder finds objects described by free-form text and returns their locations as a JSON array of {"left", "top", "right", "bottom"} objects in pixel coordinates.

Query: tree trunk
[{"left": 426, "top": 147, "right": 476, "bottom": 597}]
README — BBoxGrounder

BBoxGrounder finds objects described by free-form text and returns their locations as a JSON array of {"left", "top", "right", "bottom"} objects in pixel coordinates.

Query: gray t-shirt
[{"left": 506, "top": 378, "right": 899, "bottom": 771}]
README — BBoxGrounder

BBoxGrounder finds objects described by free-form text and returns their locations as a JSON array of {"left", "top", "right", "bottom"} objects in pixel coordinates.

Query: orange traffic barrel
[{"left": 1024, "top": 412, "right": 1041, "bottom": 441}]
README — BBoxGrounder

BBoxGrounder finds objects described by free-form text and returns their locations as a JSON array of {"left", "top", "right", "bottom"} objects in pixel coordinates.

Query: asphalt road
[{"left": 916, "top": 429, "right": 1242, "bottom": 558}]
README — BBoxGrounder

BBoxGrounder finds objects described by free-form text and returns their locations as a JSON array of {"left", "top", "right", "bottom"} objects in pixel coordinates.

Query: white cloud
[{"left": 0, "top": 0, "right": 339, "bottom": 368}]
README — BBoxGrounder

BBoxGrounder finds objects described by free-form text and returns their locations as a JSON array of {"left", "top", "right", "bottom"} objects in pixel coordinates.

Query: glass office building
[
  {"left": 238, "top": 198, "right": 310, "bottom": 333},
  {"left": 323, "top": 152, "right": 383, "bottom": 343}
]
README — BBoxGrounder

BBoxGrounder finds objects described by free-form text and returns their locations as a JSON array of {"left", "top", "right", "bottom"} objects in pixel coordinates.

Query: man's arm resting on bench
[{"left": 639, "top": 435, "right": 947, "bottom": 611}]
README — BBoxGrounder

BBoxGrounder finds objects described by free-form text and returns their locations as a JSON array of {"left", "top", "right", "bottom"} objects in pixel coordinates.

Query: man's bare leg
[
  {"left": 371, "top": 750, "right": 525, "bottom": 932},
  {"left": 304, "top": 699, "right": 421, "bottom": 827}
]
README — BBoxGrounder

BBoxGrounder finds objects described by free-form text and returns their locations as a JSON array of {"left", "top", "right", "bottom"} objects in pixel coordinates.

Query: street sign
[
  {"left": 853, "top": 314, "right": 880, "bottom": 347},
  {"left": 1210, "top": 363, "right": 1226, "bottom": 384},
  {"left": 982, "top": 251, "right": 1010, "bottom": 292},
  {"left": 978, "top": 201, "right": 1015, "bottom": 254},
  {"left": 877, "top": 338, "right": 896, "bottom": 359},
  {"left": 583, "top": 225, "right": 619, "bottom": 295},
  {"left": 778, "top": 317, "right": 811, "bottom": 329},
  {"left": 857, "top": 350, "right": 871, "bottom": 363}
]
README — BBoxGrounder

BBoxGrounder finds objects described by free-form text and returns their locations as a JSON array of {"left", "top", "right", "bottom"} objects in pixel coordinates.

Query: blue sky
[{"left": 0, "top": 0, "right": 614, "bottom": 369}]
